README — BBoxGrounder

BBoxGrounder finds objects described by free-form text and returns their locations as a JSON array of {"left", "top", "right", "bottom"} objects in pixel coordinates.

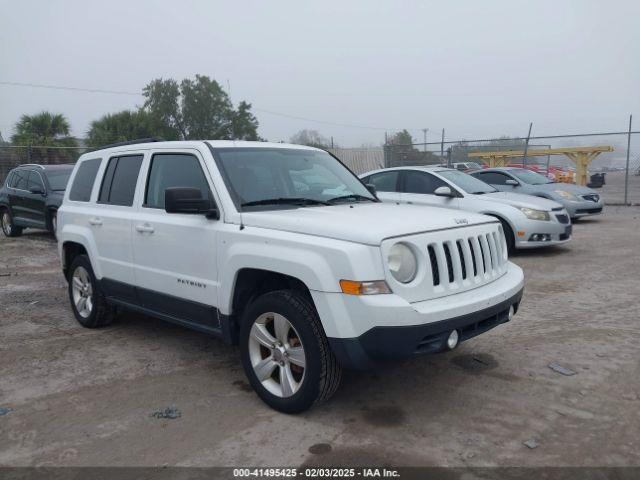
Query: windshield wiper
[
  {"left": 241, "top": 197, "right": 329, "bottom": 208},
  {"left": 326, "top": 194, "right": 376, "bottom": 204},
  {"left": 471, "top": 191, "right": 490, "bottom": 195}
]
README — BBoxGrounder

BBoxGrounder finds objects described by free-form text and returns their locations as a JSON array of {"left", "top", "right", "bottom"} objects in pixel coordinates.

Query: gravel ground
[{"left": 0, "top": 207, "right": 639, "bottom": 467}]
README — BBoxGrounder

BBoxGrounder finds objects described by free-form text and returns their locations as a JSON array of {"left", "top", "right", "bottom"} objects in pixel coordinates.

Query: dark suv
[{"left": 0, "top": 164, "right": 74, "bottom": 238}]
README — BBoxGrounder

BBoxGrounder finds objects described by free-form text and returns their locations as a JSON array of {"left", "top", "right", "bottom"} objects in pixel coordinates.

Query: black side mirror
[
  {"left": 29, "top": 186, "right": 45, "bottom": 195},
  {"left": 365, "top": 183, "right": 377, "bottom": 196},
  {"left": 165, "top": 187, "right": 218, "bottom": 219}
]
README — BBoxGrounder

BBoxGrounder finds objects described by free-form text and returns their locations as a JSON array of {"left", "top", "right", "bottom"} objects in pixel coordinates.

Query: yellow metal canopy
[{"left": 468, "top": 146, "right": 614, "bottom": 186}]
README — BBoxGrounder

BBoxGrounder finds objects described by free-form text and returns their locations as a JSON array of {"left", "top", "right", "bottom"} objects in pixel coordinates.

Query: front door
[
  {"left": 400, "top": 171, "right": 460, "bottom": 210},
  {"left": 24, "top": 170, "right": 47, "bottom": 227},
  {"left": 131, "top": 151, "right": 220, "bottom": 330}
]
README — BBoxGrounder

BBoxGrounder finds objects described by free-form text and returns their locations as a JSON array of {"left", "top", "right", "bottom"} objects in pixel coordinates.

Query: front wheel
[{"left": 239, "top": 290, "right": 342, "bottom": 413}]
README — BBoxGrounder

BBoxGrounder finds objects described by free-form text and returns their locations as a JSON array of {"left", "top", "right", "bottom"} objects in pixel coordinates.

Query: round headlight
[{"left": 387, "top": 243, "right": 417, "bottom": 283}]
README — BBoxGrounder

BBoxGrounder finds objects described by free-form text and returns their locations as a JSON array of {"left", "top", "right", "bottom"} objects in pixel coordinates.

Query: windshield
[
  {"left": 510, "top": 168, "right": 553, "bottom": 185},
  {"left": 213, "top": 147, "right": 376, "bottom": 210},
  {"left": 46, "top": 169, "right": 73, "bottom": 191},
  {"left": 467, "top": 162, "right": 483, "bottom": 169},
  {"left": 438, "top": 169, "right": 497, "bottom": 194}
]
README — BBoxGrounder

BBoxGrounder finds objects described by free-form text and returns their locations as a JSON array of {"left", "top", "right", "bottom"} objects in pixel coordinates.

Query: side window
[
  {"left": 69, "top": 159, "right": 101, "bottom": 202},
  {"left": 476, "top": 172, "right": 509, "bottom": 185},
  {"left": 368, "top": 171, "right": 400, "bottom": 192},
  {"left": 12, "top": 170, "right": 29, "bottom": 190},
  {"left": 5, "top": 172, "right": 14, "bottom": 187},
  {"left": 27, "top": 171, "right": 45, "bottom": 192},
  {"left": 403, "top": 172, "right": 447, "bottom": 194},
  {"left": 98, "top": 155, "right": 143, "bottom": 206},
  {"left": 145, "top": 153, "right": 210, "bottom": 209}
]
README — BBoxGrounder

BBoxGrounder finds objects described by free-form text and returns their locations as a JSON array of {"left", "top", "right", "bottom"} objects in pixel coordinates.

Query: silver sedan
[{"left": 470, "top": 167, "right": 604, "bottom": 219}]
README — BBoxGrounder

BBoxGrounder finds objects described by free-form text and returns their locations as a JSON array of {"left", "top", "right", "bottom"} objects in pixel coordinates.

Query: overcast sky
[{"left": 1, "top": 0, "right": 639, "bottom": 147}]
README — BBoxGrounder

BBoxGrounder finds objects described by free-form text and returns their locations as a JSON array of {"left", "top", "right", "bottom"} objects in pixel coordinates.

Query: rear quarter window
[{"left": 69, "top": 159, "right": 102, "bottom": 202}]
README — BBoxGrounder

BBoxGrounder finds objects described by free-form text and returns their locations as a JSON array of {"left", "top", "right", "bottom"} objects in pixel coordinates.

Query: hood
[
  {"left": 532, "top": 183, "right": 597, "bottom": 195},
  {"left": 240, "top": 202, "right": 496, "bottom": 245},
  {"left": 479, "top": 192, "right": 562, "bottom": 210}
]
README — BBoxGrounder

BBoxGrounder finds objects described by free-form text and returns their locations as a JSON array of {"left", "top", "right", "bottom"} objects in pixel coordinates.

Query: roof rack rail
[
  {"left": 17, "top": 164, "right": 45, "bottom": 169},
  {"left": 95, "top": 138, "right": 165, "bottom": 150}
]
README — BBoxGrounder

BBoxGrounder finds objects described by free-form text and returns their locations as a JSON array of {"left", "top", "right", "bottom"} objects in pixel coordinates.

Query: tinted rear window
[
  {"left": 69, "top": 159, "right": 101, "bottom": 202},
  {"left": 98, "top": 155, "right": 143, "bottom": 206}
]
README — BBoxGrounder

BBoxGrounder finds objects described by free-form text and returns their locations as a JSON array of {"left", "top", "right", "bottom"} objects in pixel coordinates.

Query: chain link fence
[
  {"left": 0, "top": 145, "right": 88, "bottom": 184},
  {"left": 384, "top": 130, "right": 640, "bottom": 205},
  {"left": 2, "top": 131, "right": 639, "bottom": 205}
]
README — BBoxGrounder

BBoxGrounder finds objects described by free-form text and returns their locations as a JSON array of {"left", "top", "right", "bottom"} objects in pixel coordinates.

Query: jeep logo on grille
[{"left": 454, "top": 218, "right": 469, "bottom": 224}]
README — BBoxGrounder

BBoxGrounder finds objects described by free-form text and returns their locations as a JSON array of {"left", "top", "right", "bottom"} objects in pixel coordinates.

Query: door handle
[
  {"left": 135, "top": 223, "right": 155, "bottom": 234},
  {"left": 88, "top": 217, "right": 103, "bottom": 226}
]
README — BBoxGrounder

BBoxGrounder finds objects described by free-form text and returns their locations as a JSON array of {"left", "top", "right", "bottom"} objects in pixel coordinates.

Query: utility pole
[
  {"left": 422, "top": 128, "right": 428, "bottom": 152},
  {"left": 522, "top": 122, "right": 533, "bottom": 168},
  {"left": 440, "top": 129, "right": 445, "bottom": 165},
  {"left": 624, "top": 114, "right": 633, "bottom": 205}
]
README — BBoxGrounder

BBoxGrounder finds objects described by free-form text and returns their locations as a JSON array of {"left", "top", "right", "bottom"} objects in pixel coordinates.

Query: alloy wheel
[
  {"left": 71, "top": 266, "right": 93, "bottom": 318},
  {"left": 248, "top": 312, "right": 306, "bottom": 398}
]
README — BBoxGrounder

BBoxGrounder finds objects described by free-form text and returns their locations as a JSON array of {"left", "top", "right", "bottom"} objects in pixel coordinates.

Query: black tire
[
  {"left": 239, "top": 289, "right": 342, "bottom": 413},
  {"left": 496, "top": 217, "right": 516, "bottom": 254},
  {"left": 67, "top": 255, "right": 115, "bottom": 328},
  {"left": 1, "top": 208, "right": 23, "bottom": 237},
  {"left": 49, "top": 210, "right": 58, "bottom": 239}
]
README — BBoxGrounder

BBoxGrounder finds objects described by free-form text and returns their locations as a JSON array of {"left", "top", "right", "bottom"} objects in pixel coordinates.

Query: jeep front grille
[
  {"left": 426, "top": 229, "right": 507, "bottom": 293},
  {"left": 384, "top": 222, "right": 509, "bottom": 303}
]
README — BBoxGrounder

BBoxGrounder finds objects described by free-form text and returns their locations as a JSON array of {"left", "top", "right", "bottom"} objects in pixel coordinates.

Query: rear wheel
[
  {"left": 68, "top": 255, "right": 115, "bottom": 328},
  {"left": 50, "top": 210, "right": 57, "bottom": 239},
  {"left": 239, "top": 290, "right": 342, "bottom": 413},
  {"left": 1, "top": 208, "right": 23, "bottom": 237}
]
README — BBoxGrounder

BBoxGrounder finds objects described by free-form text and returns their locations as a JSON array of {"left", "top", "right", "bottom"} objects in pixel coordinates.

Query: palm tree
[{"left": 10, "top": 112, "right": 78, "bottom": 163}]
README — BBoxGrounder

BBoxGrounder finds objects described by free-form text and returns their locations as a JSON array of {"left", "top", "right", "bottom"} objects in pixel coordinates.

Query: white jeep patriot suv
[{"left": 58, "top": 139, "right": 524, "bottom": 412}]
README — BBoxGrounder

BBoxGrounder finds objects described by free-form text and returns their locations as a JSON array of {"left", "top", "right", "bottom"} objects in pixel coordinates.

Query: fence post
[
  {"left": 27, "top": 145, "right": 33, "bottom": 163},
  {"left": 624, "top": 114, "right": 633, "bottom": 205},
  {"left": 522, "top": 122, "right": 532, "bottom": 168}
]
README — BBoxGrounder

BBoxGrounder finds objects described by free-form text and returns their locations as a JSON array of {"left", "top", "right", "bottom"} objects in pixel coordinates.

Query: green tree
[
  {"left": 86, "top": 110, "right": 155, "bottom": 148},
  {"left": 388, "top": 129, "right": 414, "bottom": 146},
  {"left": 142, "top": 75, "right": 260, "bottom": 140},
  {"left": 10, "top": 112, "right": 78, "bottom": 163},
  {"left": 290, "top": 129, "right": 330, "bottom": 148},
  {"left": 11, "top": 112, "right": 77, "bottom": 148}
]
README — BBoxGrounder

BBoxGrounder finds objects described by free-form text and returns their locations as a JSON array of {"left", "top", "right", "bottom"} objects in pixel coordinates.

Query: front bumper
[
  {"left": 564, "top": 200, "right": 604, "bottom": 218},
  {"left": 513, "top": 215, "right": 572, "bottom": 249},
  {"left": 315, "top": 263, "right": 524, "bottom": 370},
  {"left": 328, "top": 288, "right": 523, "bottom": 369}
]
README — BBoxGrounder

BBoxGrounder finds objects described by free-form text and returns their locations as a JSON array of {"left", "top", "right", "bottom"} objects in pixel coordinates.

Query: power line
[
  {"left": 0, "top": 81, "right": 140, "bottom": 96},
  {"left": 0, "top": 80, "right": 419, "bottom": 132}
]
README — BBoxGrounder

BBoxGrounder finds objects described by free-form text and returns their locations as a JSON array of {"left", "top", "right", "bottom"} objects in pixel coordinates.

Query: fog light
[
  {"left": 447, "top": 330, "right": 459, "bottom": 350},
  {"left": 508, "top": 305, "right": 515, "bottom": 320},
  {"left": 529, "top": 233, "right": 551, "bottom": 242}
]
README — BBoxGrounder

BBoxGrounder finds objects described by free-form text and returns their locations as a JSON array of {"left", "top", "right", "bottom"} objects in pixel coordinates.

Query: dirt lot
[{"left": 1, "top": 207, "right": 639, "bottom": 468}]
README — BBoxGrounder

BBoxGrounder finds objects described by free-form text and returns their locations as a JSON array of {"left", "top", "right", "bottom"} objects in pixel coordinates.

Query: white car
[
  {"left": 361, "top": 166, "right": 572, "bottom": 251},
  {"left": 58, "top": 140, "right": 524, "bottom": 413}
]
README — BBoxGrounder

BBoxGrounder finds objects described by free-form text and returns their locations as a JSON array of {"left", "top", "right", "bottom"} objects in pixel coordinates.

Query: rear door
[
  {"left": 400, "top": 170, "right": 460, "bottom": 209},
  {"left": 7, "top": 169, "right": 30, "bottom": 224},
  {"left": 131, "top": 150, "right": 221, "bottom": 329},
  {"left": 90, "top": 154, "right": 144, "bottom": 299},
  {"left": 362, "top": 170, "right": 402, "bottom": 203}
]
